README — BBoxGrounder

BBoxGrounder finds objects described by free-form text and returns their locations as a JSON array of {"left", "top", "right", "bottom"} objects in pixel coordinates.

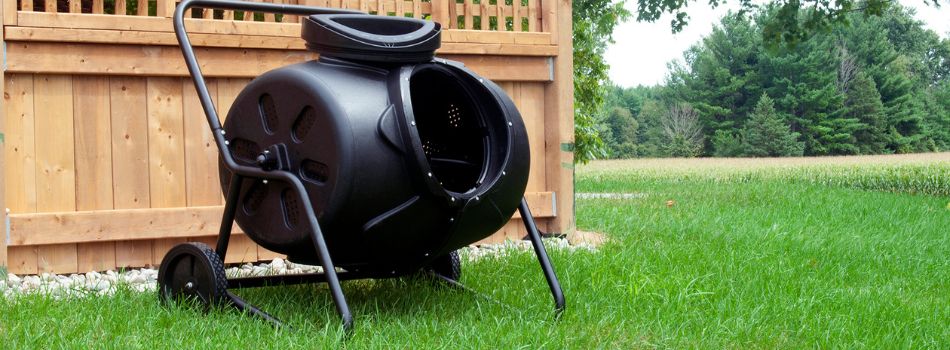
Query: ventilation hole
[
  {"left": 230, "top": 138, "right": 261, "bottom": 163},
  {"left": 300, "top": 159, "right": 329, "bottom": 183},
  {"left": 447, "top": 104, "right": 463, "bottom": 128},
  {"left": 292, "top": 106, "right": 317, "bottom": 143},
  {"left": 281, "top": 189, "right": 299, "bottom": 229},
  {"left": 242, "top": 181, "right": 268, "bottom": 215},
  {"left": 259, "top": 94, "right": 279, "bottom": 134}
]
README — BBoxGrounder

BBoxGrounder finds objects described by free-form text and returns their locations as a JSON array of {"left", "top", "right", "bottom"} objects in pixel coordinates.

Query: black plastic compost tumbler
[{"left": 159, "top": 0, "right": 565, "bottom": 331}]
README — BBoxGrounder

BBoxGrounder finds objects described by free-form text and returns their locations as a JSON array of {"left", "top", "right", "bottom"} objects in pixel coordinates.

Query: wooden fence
[{"left": 0, "top": 0, "right": 574, "bottom": 274}]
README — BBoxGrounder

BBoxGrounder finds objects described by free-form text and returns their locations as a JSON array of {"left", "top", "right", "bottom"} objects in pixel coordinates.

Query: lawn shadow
[{"left": 222, "top": 273, "right": 486, "bottom": 329}]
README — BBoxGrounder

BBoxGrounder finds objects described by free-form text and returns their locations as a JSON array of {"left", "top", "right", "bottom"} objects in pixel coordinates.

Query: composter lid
[{"left": 302, "top": 14, "right": 441, "bottom": 63}]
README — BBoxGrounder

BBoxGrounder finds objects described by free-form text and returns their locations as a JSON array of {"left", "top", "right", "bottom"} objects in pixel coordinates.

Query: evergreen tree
[
  {"left": 742, "top": 94, "right": 804, "bottom": 157},
  {"left": 837, "top": 11, "right": 929, "bottom": 153},
  {"left": 712, "top": 130, "right": 745, "bottom": 157},
  {"left": 667, "top": 13, "right": 762, "bottom": 154},
  {"left": 844, "top": 71, "right": 888, "bottom": 153},
  {"left": 634, "top": 99, "right": 668, "bottom": 157}
]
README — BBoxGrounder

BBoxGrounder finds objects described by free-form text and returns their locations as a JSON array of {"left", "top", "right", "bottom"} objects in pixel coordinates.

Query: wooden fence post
[
  {"left": 542, "top": 0, "right": 574, "bottom": 236},
  {"left": 1, "top": 0, "right": 9, "bottom": 272}
]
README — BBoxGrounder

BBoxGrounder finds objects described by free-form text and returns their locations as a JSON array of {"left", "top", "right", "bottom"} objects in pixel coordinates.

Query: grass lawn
[{"left": 2, "top": 154, "right": 948, "bottom": 348}]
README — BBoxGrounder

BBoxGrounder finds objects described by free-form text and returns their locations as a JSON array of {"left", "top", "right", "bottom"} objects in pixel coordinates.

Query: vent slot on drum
[
  {"left": 293, "top": 106, "right": 318, "bottom": 143},
  {"left": 242, "top": 181, "right": 269, "bottom": 215},
  {"left": 300, "top": 159, "right": 329, "bottom": 184},
  {"left": 281, "top": 189, "right": 300, "bottom": 229},
  {"left": 230, "top": 138, "right": 261, "bottom": 164},
  {"left": 410, "top": 68, "right": 486, "bottom": 193},
  {"left": 259, "top": 94, "right": 280, "bottom": 134}
]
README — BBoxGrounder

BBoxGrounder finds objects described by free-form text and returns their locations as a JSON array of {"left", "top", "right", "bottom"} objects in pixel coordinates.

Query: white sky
[{"left": 605, "top": 0, "right": 950, "bottom": 87}]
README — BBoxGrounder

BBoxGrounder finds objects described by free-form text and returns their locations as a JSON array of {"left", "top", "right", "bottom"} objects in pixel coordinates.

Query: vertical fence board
[
  {"left": 92, "top": 0, "right": 104, "bottom": 14},
  {"left": 152, "top": 238, "right": 187, "bottom": 266},
  {"left": 183, "top": 79, "right": 222, "bottom": 206},
  {"left": 463, "top": 0, "right": 472, "bottom": 29},
  {"left": 20, "top": 0, "right": 32, "bottom": 12},
  {"left": 73, "top": 76, "right": 116, "bottom": 272},
  {"left": 110, "top": 77, "right": 153, "bottom": 268},
  {"left": 495, "top": 0, "right": 503, "bottom": 31},
  {"left": 115, "top": 240, "right": 153, "bottom": 269},
  {"left": 110, "top": 77, "right": 151, "bottom": 211},
  {"left": 74, "top": 76, "right": 114, "bottom": 211},
  {"left": 8, "top": 247, "right": 38, "bottom": 274},
  {"left": 216, "top": 78, "right": 249, "bottom": 121},
  {"left": 513, "top": 0, "right": 522, "bottom": 31},
  {"left": 147, "top": 77, "right": 187, "bottom": 265},
  {"left": 479, "top": 0, "right": 487, "bottom": 30},
  {"left": 37, "top": 244, "right": 78, "bottom": 273},
  {"left": 520, "top": 83, "right": 546, "bottom": 192},
  {"left": 0, "top": 16, "right": 5, "bottom": 269},
  {"left": 448, "top": 0, "right": 457, "bottom": 29},
  {"left": 528, "top": 0, "right": 538, "bottom": 32},
  {"left": 4, "top": 74, "right": 37, "bottom": 274},
  {"left": 33, "top": 75, "right": 76, "bottom": 213},
  {"left": 78, "top": 242, "right": 115, "bottom": 272},
  {"left": 146, "top": 77, "right": 186, "bottom": 209},
  {"left": 225, "top": 235, "right": 259, "bottom": 264},
  {"left": 33, "top": 74, "right": 78, "bottom": 273},
  {"left": 134, "top": 0, "right": 146, "bottom": 16},
  {"left": 264, "top": 0, "right": 276, "bottom": 22},
  {"left": 4, "top": 74, "right": 37, "bottom": 214},
  {"left": 69, "top": 0, "right": 80, "bottom": 13},
  {"left": 44, "top": 0, "right": 56, "bottom": 13},
  {"left": 115, "top": 0, "right": 126, "bottom": 16},
  {"left": 157, "top": 0, "right": 175, "bottom": 17}
]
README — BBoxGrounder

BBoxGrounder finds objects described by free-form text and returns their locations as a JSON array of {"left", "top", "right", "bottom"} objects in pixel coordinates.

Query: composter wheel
[
  {"left": 158, "top": 242, "right": 229, "bottom": 309},
  {"left": 425, "top": 250, "right": 461, "bottom": 281}
]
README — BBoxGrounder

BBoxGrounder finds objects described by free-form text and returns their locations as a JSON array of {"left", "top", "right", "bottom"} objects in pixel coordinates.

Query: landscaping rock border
[{"left": 1, "top": 237, "right": 601, "bottom": 299}]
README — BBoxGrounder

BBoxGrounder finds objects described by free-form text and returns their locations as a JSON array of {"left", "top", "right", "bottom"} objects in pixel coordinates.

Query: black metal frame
[{"left": 172, "top": 0, "right": 565, "bottom": 332}]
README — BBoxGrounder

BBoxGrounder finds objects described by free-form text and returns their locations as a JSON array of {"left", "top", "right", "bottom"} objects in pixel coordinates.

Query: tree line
[{"left": 599, "top": 4, "right": 950, "bottom": 158}]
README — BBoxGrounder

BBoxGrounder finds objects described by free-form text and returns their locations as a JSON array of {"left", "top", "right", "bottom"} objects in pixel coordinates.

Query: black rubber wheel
[
  {"left": 158, "top": 242, "right": 229, "bottom": 309},
  {"left": 425, "top": 250, "right": 461, "bottom": 281}
]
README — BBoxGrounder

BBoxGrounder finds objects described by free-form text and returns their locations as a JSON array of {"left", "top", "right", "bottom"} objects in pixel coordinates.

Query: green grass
[{"left": 2, "top": 155, "right": 949, "bottom": 348}]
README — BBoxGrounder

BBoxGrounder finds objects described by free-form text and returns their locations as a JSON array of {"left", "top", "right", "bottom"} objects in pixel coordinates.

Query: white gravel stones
[{"left": 2, "top": 237, "right": 598, "bottom": 299}]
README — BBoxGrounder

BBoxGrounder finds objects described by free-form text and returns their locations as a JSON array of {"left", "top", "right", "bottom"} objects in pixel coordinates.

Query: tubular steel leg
[
  {"left": 215, "top": 174, "right": 245, "bottom": 260},
  {"left": 518, "top": 198, "right": 566, "bottom": 317},
  {"left": 298, "top": 186, "right": 354, "bottom": 332},
  {"left": 226, "top": 291, "right": 288, "bottom": 328}
]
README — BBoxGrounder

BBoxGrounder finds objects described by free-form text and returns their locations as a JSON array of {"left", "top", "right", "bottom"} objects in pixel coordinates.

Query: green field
[{"left": 2, "top": 153, "right": 948, "bottom": 348}]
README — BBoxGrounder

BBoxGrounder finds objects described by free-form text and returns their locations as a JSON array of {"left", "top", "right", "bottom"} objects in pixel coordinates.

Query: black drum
[{"left": 219, "top": 14, "right": 530, "bottom": 274}]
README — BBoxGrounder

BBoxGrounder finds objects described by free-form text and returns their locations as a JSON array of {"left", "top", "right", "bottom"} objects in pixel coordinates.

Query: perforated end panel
[{"left": 259, "top": 94, "right": 280, "bottom": 134}]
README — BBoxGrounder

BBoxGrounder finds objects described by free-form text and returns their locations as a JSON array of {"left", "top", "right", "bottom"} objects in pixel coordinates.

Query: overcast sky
[{"left": 605, "top": 0, "right": 950, "bottom": 87}]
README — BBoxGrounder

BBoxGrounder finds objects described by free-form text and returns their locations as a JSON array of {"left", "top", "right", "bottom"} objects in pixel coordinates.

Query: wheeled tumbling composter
[{"left": 158, "top": 0, "right": 565, "bottom": 330}]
